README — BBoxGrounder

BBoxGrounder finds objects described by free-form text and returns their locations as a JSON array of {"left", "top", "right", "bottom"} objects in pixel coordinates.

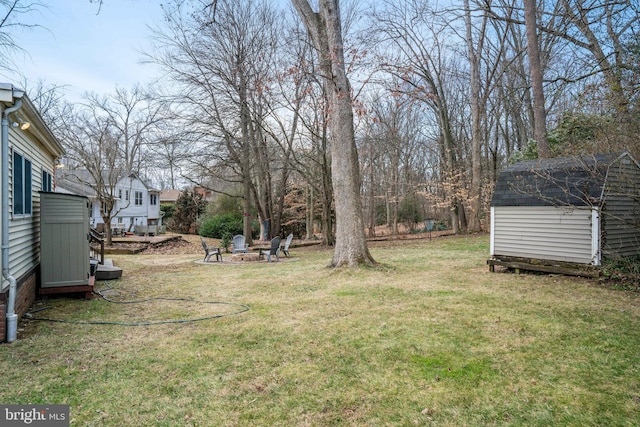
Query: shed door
[{"left": 40, "top": 193, "right": 90, "bottom": 288}]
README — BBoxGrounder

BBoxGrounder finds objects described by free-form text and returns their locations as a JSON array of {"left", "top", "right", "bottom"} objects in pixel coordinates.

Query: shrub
[
  {"left": 173, "top": 189, "right": 205, "bottom": 233},
  {"left": 199, "top": 213, "right": 243, "bottom": 239},
  {"left": 600, "top": 255, "right": 640, "bottom": 291},
  {"left": 220, "top": 233, "right": 232, "bottom": 253},
  {"left": 212, "top": 194, "right": 242, "bottom": 216},
  {"left": 160, "top": 203, "right": 175, "bottom": 220}
]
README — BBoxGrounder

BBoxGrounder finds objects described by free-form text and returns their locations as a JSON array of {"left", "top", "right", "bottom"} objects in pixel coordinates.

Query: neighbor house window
[
  {"left": 150, "top": 194, "right": 157, "bottom": 205},
  {"left": 135, "top": 191, "right": 143, "bottom": 206},
  {"left": 125, "top": 190, "right": 130, "bottom": 201},
  {"left": 118, "top": 189, "right": 122, "bottom": 200},
  {"left": 42, "top": 169, "right": 52, "bottom": 192},
  {"left": 13, "top": 151, "right": 32, "bottom": 216}
]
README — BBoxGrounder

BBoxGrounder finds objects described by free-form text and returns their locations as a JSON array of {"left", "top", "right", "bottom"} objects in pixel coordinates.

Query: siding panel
[
  {"left": 602, "top": 160, "right": 640, "bottom": 257},
  {"left": 7, "top": 126, "right": 57, "bottom": 283},
  {"left": 493, "top": 206, "right": 595, "bottom": 264}
]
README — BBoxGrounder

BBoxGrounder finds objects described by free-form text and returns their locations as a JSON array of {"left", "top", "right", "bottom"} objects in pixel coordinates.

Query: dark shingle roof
[
  {"left": 56, "top": 169, "right": 97, "bottom": 198},
  {"left": 491, "top": 153, "right": 627, "bottom": 207},
  {"left": 56, "top": 170, "right": 158, "bottom": 197}
]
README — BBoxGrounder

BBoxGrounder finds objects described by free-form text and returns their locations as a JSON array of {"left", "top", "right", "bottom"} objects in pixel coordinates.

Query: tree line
[{"left": 4, "top": 0, "right": 639, "bottom": 257}]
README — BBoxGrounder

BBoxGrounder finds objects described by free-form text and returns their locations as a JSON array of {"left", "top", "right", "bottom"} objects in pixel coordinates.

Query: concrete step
[{"left": 96, "top": 260, "right": 123, "bottom": 280}]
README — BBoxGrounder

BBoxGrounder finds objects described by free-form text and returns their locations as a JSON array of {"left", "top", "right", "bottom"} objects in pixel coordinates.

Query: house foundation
[{"left": 1, "top": 268, "right": 37, "bottom": 342}]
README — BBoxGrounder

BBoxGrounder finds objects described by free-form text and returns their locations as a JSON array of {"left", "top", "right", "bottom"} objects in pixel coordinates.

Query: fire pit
[{"left": 231, "top": 252, "right": 260, "bottom": 262}]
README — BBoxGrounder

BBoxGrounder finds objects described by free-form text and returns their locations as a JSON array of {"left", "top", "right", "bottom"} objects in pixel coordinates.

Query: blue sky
[{"left": 2, "top": 0, "right": 165, "bottom": 100}]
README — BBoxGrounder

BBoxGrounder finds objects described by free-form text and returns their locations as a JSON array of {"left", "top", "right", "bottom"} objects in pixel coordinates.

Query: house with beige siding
[
  {"left": 1, "top": 84, "right": 64, "bottom": 342},
  {"left": 488, "top": 152, "right": 640, "bottom": 276}
]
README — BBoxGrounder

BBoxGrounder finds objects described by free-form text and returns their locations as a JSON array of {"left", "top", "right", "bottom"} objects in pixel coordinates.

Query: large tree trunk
[
  {"left": 306, "top": 185, "right": 314, "bottom": 240},
  {"left": 101, "top": 199, "right": 116, "bottom": 246},
  {"left": 367, "top": 141, "right": 376, "bottom": 237},
  {"left": 239, "top": 69, "right": 254, "bottom": 244},
  {"left": 390, "top": 136, "right": 399, "bottom": 236},
  {"left": 317, "top": 125, "right": 335, "bottom": 246},
  {"left": 463, "top": 0, "right": 483, "bottom": 232},
  {"left": 523, "top": 0, "right": 550, "bottom": 158},
  {"left": 321, "top": 183, "right": 334, "bottom": 246},
  {"left": 292, "top": 0, "right": 374, "bottom": 267}
]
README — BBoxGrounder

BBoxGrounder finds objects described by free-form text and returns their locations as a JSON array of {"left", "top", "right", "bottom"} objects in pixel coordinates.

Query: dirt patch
[
  {"left": 104, "top": 231, "right": 455, "bottom": 256},
  {"left": 138, "top": 238, "right": 200, "bottom": 255},
  {"left": 102, "top": 234, "right": 204, "bottom": 256}
]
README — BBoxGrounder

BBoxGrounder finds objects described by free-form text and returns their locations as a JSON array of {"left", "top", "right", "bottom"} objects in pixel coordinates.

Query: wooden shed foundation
[
  {"left": 38, "top": 276, "right": 95, "bottom": 300},
  {"left": 488, "top": 256, "right": 600, "bottom": 278}
]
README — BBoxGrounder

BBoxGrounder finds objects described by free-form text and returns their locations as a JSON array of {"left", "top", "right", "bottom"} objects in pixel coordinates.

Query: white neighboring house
[
  {"left": 107, "top": 174, "right": 162, "bottom": 234},
  {"left": 1, "top": 84, "right": 65, "bottom": 342},
  {"left": 57, "top": 171, "right": 162, "bottom": 234}
]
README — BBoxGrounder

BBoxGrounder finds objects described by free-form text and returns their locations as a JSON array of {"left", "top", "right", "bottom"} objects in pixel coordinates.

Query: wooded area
[{"left": 4, "top": 0, "right": 639, "bottom": 248}]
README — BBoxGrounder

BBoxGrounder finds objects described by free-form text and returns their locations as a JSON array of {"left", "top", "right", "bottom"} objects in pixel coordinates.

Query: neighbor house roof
[
  {"left": 159, "top": 189, "right": 181, "bottom": 203},
  {"left": 491, "top": 152, "right": 637, "bottom": 207},
  {"left": 56, "top": 170, "right": 158, "bottom": 198},
  {"left": 56, "top": 169, "right": 98, "bottom": 198}
]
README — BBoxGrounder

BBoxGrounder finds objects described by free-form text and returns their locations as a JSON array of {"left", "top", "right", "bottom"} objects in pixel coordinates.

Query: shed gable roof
[{"left": 491, "top": 153, "right": 638, "bottom": 207}]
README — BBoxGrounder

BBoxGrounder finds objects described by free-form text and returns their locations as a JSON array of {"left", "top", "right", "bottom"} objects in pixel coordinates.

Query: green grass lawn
[{"left": 2, "top": 235, "right": 639, "bottom": 426}]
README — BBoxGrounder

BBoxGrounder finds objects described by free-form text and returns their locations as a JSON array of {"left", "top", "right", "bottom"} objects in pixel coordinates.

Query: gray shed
[
  {"left": 39, "top": 192, "right": 93, "bottom": 297},
  {"left": 488, "top": 152, "right": 640, "bottom": 276}
]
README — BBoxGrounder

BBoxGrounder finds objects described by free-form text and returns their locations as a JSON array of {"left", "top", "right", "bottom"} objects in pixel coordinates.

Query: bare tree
[
  {"left": 56, "top": 87, "right": 166, "bottom": 244},
  {"left": 291, "top": 71, "right": 336, "bottom": 245},
  {"left": 523, "top": 0, "right": 551, "bottom": 158},
  {"left": 0, "top": 0, "right": 44, "bottom": 72},
  {"left": 362, "top": 85, "right": 434, "bottom": 235},
  {"left": 463, "top": 0, "right": 486, "bottom": 230},
  {"left": 57, "top": 102, "right": 126, "bottom": 245},
  {"left": 371, "top": 1, "right": 466, "bottom": 233},
  {"left": 148, "top": 0, "right": 285, "bottom": 245},
  {"left": 292, "top": 0, "right": 374, "bottom": 267},
  {"left": 367, "top": 93, "right": 405, "bottom": 235},
  {"left": 274, "top": 15, "right": 337, "bottom": 245},
  {"left": 26, "top": 80, "right": 67, "bottom": 133}
]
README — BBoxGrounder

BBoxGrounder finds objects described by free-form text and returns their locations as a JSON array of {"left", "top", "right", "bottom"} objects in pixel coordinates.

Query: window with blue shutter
[{"left": 13, "top": 151, "right": 32, "bottom": 215}]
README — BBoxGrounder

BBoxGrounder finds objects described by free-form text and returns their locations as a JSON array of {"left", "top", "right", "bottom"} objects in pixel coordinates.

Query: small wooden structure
[{"left": 488, "top": 152, "right": 640, "bottom": 276}]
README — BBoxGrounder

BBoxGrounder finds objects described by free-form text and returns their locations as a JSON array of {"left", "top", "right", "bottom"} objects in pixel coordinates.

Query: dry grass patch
[{"left": 2, "top": 235, "right": 640, "bottom": 426}]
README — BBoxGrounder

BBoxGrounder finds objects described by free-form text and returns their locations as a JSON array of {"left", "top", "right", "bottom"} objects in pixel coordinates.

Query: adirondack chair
[
  {"left": 282, "top": 233, "right": 293, "bottom": 257},
  {"left": 260, "top": 236, "right": 281, "bottom": 262},
  {"left": 232, "top": 234, "right": 249, "bottom": 253},
  {"left": 200, "top": 237, "right": 222, "bottom": 262}
]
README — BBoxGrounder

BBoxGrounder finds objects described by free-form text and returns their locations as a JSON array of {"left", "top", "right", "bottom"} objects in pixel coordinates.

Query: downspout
[{"left": 1, "top": 98, "right": 23, "bottom": 343}]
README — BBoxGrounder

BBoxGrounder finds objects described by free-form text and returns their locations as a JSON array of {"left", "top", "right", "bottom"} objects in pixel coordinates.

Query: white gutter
[{"left": 1, "top": 92, "right": 24, "bottom": 343}]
